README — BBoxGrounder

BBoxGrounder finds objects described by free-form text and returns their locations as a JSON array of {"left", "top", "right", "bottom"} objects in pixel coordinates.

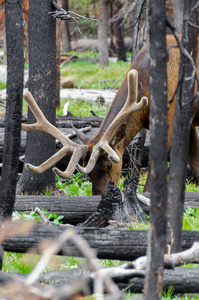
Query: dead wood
[
  {"left": 79, "top": 179, "right": 146, "bottom": 227},
  {"left": 14, "top": 192, "right": 199, "bottom": 226},
  {"left": 2, "top": 223, "right": 199, "bottom": 261},
  {"left": 2, "top": 267, "right": 199, "bottom": 295}
]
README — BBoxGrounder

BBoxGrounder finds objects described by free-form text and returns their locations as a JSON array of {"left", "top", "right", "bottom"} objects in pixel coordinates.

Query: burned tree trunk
[
  {"left": 144, "top": 1, "right": 168, "bottom": 299},
  {"left": 168, "top": 1, "right": 198, "bottom": 253},
  {"left": 17, "top": 0, "right": 57, "bottom": 194},
  {"left": 0, "top": 0, "right": 24, "bottom": 219},
  {"left": 78, "top": 180, "right": 146, "bottom": 228}
]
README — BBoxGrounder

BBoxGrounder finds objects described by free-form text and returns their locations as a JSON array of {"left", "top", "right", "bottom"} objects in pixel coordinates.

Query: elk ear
[
  {"left": 72, "top": 126, "right": 90, "bottom": 145},
  {"left": 110, "top": 123, "right": 126, "bottom": 147}
]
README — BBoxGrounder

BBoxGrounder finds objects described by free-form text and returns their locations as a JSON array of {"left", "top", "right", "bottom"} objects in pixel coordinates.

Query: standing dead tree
[
  {"left": 144, "top": 1, "right": 168, "bottom": 299},
  {"left": 167, "top": 0, "right": 199, "bottom": 253},
  {"left": 0, "top": 0, "right": 24, "bottom": 219},
  {"left": 98, "top": 0, "right": 109, "bottom": 66},
  {"left": 17, "top": 0, "right": 57, "bottom": 194}
]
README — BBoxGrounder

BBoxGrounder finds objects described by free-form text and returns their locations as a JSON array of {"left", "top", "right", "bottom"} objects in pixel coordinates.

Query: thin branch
[{"left": 49, "top": 0, "right": 97, "bottom": 34}]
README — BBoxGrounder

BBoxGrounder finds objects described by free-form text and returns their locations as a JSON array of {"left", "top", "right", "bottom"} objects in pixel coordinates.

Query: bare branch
[{"left": 49, "top": 0, "right": 97, "bottom": 34}]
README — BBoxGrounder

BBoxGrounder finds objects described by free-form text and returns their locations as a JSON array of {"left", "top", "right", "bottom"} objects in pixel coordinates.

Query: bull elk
[{"left": 22, "top": 35, "right": 199, "bottom": 195}]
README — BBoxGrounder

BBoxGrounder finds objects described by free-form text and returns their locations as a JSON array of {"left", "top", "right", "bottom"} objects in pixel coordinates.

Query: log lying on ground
[
  {"left": 14, "top": 192, "right": 199, "bottom": 225},
  {"left": 2, "top": 223, "right": 199, "bottom": 260},
  {"left": 14, "top": 194, "right": 101, "bottom": 225},
  {"left": 119, "top": 267, "right": 199, "bottom": 294},
  {"left": 1, "top": 267, "right": 199, "bottom": 295}
]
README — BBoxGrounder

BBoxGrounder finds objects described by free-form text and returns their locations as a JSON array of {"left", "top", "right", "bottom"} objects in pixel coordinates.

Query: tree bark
[
  {"left": 0, "top": 0, "right": 24, "bottom": 218},
  {"left": 17, "top": 0, "right": 57, "bottom": 194},
  {"left": 2, "top": 224, "right": 199, "bottom": 260},
  {"left": 168, "top": 1, "right": 198, "bottom": 253},
  {"left": 56, "top": 0, "right": 62, "bottom": 108},
  {"left": 144, "top": 1, "right": 168, "bottom": 299},
  {"left": 13, "top": 192, "right": 199, "bottom": 225},
  {"left": 98, "top": 0, "right": 109, "bottom": 66},
  {"left": 119, "top": 267, "right": 199, "bottom": 294}
]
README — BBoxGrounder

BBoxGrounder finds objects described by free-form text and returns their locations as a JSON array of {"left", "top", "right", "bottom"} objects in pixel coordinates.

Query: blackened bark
[
  {"left": 13, "top": 192, "right": 199, "bottom": 225},
  {"left": 98, "top": 0, "right": 109, "bottom": 66},
  {"left": 144, "top": 1, "right": 168, "bottom": 299},
  {"left": 56, "top": 0, "right": 62, "bottom": 108},
  {"left": 78, "top": 180, "right": 146, "bottom": 228},
  {"left": 2, "top": 224, "right": 199, "bottom": 260},
  {"left": 0, "top": 0, "right": 24, "bottom": 218},
  {"left": 17, "top": 0, "right": 56, "bottom": 194},
  {"left": 168, "top": 1, "right": 198, "bottom": 253}
]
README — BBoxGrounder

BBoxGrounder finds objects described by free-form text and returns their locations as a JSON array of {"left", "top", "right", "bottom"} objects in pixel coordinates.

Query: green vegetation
[
  {"left": 56, "top": 97, "right": 110, "bottom": 117},
  {"left": 12, "top": 209, "right": 64, "bottom": 225},
  {"left": 55, "top": 173, "right": 92, "bottom": 196},
  {"left": 0, "top": 82, "right": 6, "bottom": 90},
  {"left": 61, "top": 59, "right": 130, "bottom": 89}
]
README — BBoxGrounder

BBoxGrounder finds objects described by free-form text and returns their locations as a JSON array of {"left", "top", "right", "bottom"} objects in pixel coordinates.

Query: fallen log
[
  {"left": 14, "top": 192, "right": 199, "bottom": 225},
  {"left": 1, "top": 267, "right": 199, "bottom": 295},
  {"left": 14, "top": 194, "right": 101, "bottom": 225},
  {"left": 119, "top": 267, "right": 199, "bottom": 294},
  {"left": 2, "top": 223, "right": 199, "bottom": 261}
]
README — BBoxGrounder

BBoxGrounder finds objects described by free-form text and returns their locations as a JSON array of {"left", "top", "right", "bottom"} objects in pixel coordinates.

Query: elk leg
[{"left": 188, "top": 127, "right": 199, "bottom": 183}]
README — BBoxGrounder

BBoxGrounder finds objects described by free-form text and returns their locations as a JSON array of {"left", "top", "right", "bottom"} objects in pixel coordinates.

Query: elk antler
[
  {"left": 22, "top": 91, "right": 88, "bottom": 178},
  {"left": 76, "top": 69, "right": 148, "bottom": 174}
]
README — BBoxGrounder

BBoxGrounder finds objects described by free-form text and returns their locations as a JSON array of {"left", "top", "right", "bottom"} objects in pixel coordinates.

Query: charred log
[
  {"left": 13, "top": 192, "right": 199, "bottom": 225},
  {"left": 2, "top": 223, "right": 199, "bottom": 260},
  {"left": 1, "top": 267, "right": 199, "bottom": 295}
]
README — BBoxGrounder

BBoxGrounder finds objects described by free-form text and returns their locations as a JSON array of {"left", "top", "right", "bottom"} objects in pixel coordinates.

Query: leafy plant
[
  {"left": 183, "top": 207, "right": 199, "bottom": 231},
  {"left": 55, "top": 173, "right": 92, "bottom": 196},
  {"left": 12, "top": 209, "right": 64, "bottom": 225}
]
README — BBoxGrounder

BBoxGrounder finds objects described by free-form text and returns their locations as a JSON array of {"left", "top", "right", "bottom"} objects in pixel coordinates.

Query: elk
[
  {"left": 22, "top": 69, "right": 148, "bottom": 194},
  {"left": 22, "top": 35, "right": 199, "bottom": 195}
]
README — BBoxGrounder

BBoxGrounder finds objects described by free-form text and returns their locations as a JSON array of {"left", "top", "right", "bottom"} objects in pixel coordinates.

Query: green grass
[
  {"left": 183, "top": 208, "right": 199, "bottom": 231},
  {"left": 61, "top": 59, "right": 130, "bottom": 89},
  {"left": 56, "top": 97, "right": 110, "bottom": 117},
  {"left": 2, "top": 252, "right": 86, "bottom": 274},
  {"left": 0, "top": 82, "right": 6, "bottom": 90}
]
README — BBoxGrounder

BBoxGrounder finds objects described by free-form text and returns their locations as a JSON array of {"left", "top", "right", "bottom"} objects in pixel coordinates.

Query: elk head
[{"left": 22, "top": 69, "right": 148, "bottom": 194}]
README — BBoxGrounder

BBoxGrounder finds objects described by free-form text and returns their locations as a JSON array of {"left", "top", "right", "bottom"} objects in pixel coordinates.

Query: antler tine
[
  {"left": 76, "top": 69, "right": 148, "bottom": 174},
  {"left": 22, "top": 91, "right": 88, "bottom": 177}
]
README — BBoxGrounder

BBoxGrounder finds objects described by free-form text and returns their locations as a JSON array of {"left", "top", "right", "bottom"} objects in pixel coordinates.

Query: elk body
[
  {"left": 75, "top": 34, "right": 199, "bottom": 194},
  {"left": 22, "top": 35, "right": 199, "bottom": 195}
]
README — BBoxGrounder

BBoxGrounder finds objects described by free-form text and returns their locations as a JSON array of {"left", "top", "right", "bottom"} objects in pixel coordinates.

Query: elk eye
[{"left": 107, "top": 163, "right": 112, "bottom": 170}]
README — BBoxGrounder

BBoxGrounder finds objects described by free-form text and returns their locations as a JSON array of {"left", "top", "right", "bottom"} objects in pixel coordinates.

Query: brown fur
[{"left": 82, "top": 35, "right": 199, "bottom": 195}]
